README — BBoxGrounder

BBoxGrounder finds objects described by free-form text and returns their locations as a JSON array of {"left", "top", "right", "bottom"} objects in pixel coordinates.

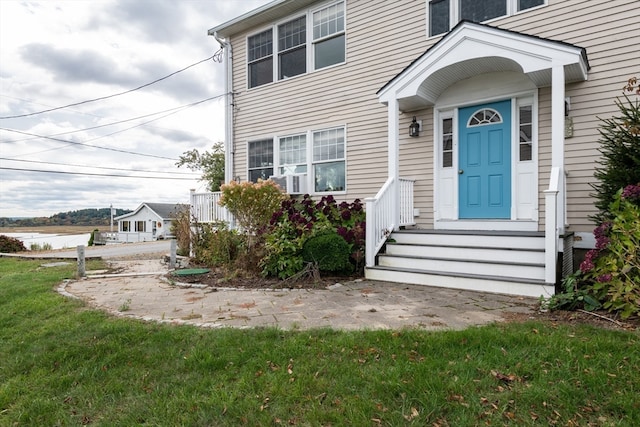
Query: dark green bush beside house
[{"left": 302, "top": 232, "right": 352, "bottom": 273}]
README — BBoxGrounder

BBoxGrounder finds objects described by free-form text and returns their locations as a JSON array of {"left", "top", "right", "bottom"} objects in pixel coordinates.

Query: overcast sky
[{"left": 0, "top": 0, "right": 269, "bottom": 218}]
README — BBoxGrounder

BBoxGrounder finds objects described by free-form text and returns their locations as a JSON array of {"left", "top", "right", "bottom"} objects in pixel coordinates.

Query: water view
[{"left": 5, "top": 233, "right": 91, "bottom": 250}]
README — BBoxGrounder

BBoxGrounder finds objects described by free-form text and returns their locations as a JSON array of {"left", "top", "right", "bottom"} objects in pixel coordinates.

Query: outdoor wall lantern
[{"left": 409, "top": 116, "right": 420, "bottom": 137}]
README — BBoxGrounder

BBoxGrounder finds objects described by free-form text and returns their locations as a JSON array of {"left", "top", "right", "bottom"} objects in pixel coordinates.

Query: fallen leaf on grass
[
  {"left": 491, "top": 370, "right": 521, "bottom": 383},
  {"left": 404, "top": 407, "right": 419, "bottom": 421},
  {"left": 448, "top": 394, "right": 469, "bottom": 407}
]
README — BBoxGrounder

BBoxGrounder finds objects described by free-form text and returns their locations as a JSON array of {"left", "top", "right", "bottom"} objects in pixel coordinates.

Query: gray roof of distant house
[{"left": 115, "top": 203, "right": 188, "bottom": 221}]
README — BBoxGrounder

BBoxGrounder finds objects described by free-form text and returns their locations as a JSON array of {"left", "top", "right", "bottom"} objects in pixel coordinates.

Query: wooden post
[
  {"left": 77, "top": 245, "right": 85, "bottom": 277},
  {"left": 169, "top": 239, "right": 177, "bottom": 270}
]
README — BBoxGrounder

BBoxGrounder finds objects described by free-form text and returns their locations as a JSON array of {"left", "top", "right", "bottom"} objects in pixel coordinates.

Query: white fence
[{"left": 189, "top": 190, "right": 232, "bottom": 224}]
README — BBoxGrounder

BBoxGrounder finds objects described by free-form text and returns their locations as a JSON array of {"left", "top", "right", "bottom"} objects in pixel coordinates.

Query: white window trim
[
  {"left": 247, "top": 124, "right": 347, "bottom": 195},
  {"left": 433, "top": 93, "right": 539, "bottom": 231},
  {"left": 426, "top": 0, "right": 547, "bottom": 39},
  {"left": 247, "top": 137, "right": 275, "bottom": 182},
  {"left": 246, "top": 0, "right": 346, "bottom": 90}
]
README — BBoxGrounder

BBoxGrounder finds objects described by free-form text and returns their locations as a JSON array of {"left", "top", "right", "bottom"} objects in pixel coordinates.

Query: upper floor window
[
  {"left": 248, "top": 30, "right": 273, "bottom": 88},
  {"left": 247, "top": 1, "right": 345, "bottom": 89},
  {"left": 279, "top": 16, "right": 306, "bottom": 79},
  {"left": 428, "top": 0, "right": 545, "bottom": 37},
  {"left": 313, "top": 2, "right": 345, "bottom": 69}
]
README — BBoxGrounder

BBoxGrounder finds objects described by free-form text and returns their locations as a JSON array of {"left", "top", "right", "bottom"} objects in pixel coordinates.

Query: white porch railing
[
  {"left": 543, "top": 167, "right": 560, "bottom": 284},
  {"left": 189, "top": 190, "right": 232, "bottom": 224},
  {"left": 365, "top": 177, "right": 415, "bottom": 267}
]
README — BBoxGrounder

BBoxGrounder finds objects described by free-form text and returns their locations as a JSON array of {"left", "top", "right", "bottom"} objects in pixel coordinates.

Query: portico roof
[{"left": 377, "top": 21, "right": 589, "bottom": 111}]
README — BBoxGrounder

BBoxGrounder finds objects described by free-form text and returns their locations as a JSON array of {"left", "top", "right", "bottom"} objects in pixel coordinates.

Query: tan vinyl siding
[
  {"left": 223, "top": 0, "right": 638, "bottom": 234},
  {"left": 228, "top": 0, "right": 432, "bottom": 205},
  {"left": 497, "top": 0, "right": 640, "bottom": 233}
]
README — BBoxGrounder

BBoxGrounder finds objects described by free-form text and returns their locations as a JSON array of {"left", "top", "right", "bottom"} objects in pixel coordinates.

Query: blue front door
[{"left": 459, "top": 100, "right": 511, "bottom": 219}]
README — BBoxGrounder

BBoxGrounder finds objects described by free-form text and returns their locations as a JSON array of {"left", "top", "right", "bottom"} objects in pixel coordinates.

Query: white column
[
  {"left": 388, "top": 99, "right": 400, "bottom": 230},
  {"left": 551, "top": 63, "right": 565, "bottom": 234}
]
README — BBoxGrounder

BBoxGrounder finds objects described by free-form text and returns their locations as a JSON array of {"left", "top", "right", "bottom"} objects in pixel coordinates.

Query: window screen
[
  {"left": 460, "top": 0, "right": 507, "bottom": 22},
  {"left": 313, "top": 2, "right": 345, "bottom": 69},
  {"left": 278, "top": 16, "right": 306, "bottom": 79},
  {"left": 248, "top": 30, "right": 273, "bottom": 88},
  {"left": 429, "top": 0, "right": 450, "bottom": 36},
  {"left": 248, "top": 139, "right": 274, "bottom": 181}
]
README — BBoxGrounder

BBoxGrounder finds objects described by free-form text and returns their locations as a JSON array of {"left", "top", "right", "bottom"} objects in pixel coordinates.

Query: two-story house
[{"left": 206, "top": 0, "right": 638, "bottom": 297}]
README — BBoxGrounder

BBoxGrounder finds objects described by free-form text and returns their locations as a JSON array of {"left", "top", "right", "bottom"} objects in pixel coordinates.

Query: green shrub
[
  {"left": 219, "top": 180, "right": 287, "bottom": 243},
  {"left": 0, "top": 235, "right": 27, "bottom": 253},
  {"left": 29, "top": 242, "right": 52, "bottom": 251},
  {"left": 580, "top": 185, "right": 640, "bottom": 319},
  {"left": 171, "top": 206, "right": 192, "bottom": 256},
  {"left": 302, "top": 232, "right": 351, "bottom": 273},
  {"left": 262, "top": 194, "right": 365, "bottom": 279},
  {"left": 192, "top": 221, "right": 243, "bottom": 268},
  {"left": 591, "top": 77, "right": 640, "bottom": 223},
  {"left": 541, "top": 271, "right": 601, "bottom": 312},
  {"left": 261, "top": 219, "right": 306, "bottom": 279},
  {"left": 88, "top": 229, "right": 99, "bottom": 246}
]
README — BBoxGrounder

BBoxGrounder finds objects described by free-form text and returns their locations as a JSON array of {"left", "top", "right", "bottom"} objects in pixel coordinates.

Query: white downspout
[{"left": 213, "top": 32, "right": 234, "bottom": 185}]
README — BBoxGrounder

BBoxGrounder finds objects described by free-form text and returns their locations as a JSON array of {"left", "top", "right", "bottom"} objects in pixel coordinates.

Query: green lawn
[{"left": 1, "top": 258, "right": 638, "bottom": 426}]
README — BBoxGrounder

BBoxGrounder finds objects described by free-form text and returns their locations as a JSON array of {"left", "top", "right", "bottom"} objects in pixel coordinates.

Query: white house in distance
[
  {"left": 115, "top": 203, "right": 186, "bottom": 243},
  {"left": 201, "top": 0, "right": 639, "bottom": 297}
]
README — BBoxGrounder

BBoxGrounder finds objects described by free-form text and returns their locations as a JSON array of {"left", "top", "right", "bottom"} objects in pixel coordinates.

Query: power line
[
  {"left": 1, "top": 94, "right": 223, "bottom": 144},
  {"left": 0, "top": 157, "right": 200, "bottom": 176},
  {"left": 0, "top": 166, "right": 198, "bottom": 180},
  {"left": 0, "top": 128, "right": 177, "bottom": 160},
  {"left": 0, "top": 55, "right": 215, "bottom": 120}
]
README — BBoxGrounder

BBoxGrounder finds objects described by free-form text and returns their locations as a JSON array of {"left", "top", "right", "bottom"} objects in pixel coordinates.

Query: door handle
[{"left": 459, "top": 169, "right": 464, "bottom": 174}]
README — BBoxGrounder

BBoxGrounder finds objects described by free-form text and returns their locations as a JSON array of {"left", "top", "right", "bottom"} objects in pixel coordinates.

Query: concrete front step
[
  {"left": 377, "top": 254, "right": 545, "bottom": 281},
  {"left": 384, "top": 243, "right": 545, "bottom": 264},
  {"left": 365, "top": 266, "right": 554, "bottom": 298},
  {"left": 390, "top": 230, "right": 545, "bottom": 250}
]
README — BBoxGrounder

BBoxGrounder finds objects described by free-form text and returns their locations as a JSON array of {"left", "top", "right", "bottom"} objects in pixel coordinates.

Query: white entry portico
[
  {"left": 365, "top": 21, "right": 589, "bottom": 296},
  {"left": 376, "top": 20, "right": 589, "bottom": 233}
]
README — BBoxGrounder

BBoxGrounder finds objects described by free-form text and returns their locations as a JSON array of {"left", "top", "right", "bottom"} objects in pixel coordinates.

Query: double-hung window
[
  {"left": 278, "top": 16, "right": 306, "bottom": 79},
  {"left": 312, "top": 1, "right": 345, "bottom": 70},
  {"left": 247, "top": 1, "right": 345, "bottom": 89},
  {"left": 428, "top": 0, "right": 545, "bottom": 37},
  {"left": 135, "top": 221, "right": 146, "bottom": 232},
  {"left": 248, "top": 30, "right": 273, "bottom": 88},
  {"left": 313, "top": 127, "right": 345, "bottom": 192},
  {"left": 279, "top": 134, "right": 307, "bottom": 174},
  {"left": 248, "top": 139, "right": 274, "bottom": 182},
  {"left": 248, "top": 127, "right": 346, "bottom": 193}
]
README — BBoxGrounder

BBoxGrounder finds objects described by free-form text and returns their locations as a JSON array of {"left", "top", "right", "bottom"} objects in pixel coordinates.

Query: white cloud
[{"left": 0, "top": 0, "right": 269, "bottom": 218}]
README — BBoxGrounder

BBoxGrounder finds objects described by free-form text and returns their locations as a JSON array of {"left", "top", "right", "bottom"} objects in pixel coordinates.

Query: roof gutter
[{"left": 212, "top": 31, "right": 234, "bottom": 186}]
